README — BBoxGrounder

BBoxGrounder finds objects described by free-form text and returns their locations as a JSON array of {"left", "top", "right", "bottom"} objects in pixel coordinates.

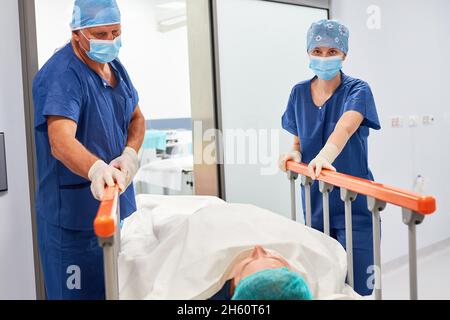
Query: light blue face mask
[
  {"left": 309, "top": 56, "right": 343, "bottom": 80},
  {"left": 80, "top": 31, "right": 122, "bottom": 63}
]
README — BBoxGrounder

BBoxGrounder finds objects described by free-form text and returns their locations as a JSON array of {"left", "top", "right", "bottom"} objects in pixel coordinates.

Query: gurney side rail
[{"left": 286, "top": 161, "right": 436, "bottom": 300}]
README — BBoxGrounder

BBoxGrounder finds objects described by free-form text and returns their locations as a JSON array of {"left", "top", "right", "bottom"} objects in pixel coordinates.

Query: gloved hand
[
  {"left": 88, "top": 160, "right": 126, "bottom": 201},
  {"left": 110, "top": 146, "right": 139, "bottom": 190},
  {"left": 278, "top": 151, "right": 302, "bottom": 172},
  {"left": 308, "top": 143, "right": 339, "bottom": 180}
]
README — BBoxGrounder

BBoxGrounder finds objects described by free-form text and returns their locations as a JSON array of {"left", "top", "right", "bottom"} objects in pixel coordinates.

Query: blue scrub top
[
  {"left": 33, "top": 43, "right": 139, "bottom": 231},
  {"left": 282, "top": 72, "right": 381, "bottom": 228}
]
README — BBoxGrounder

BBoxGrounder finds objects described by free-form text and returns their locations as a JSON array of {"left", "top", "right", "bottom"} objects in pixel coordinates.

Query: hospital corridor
[{"left": 0, "top": 0, "right": 450, "bottom": 308}]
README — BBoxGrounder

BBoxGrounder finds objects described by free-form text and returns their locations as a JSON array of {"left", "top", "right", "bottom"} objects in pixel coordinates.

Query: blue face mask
[
  {"left": 309, "top": 56, "right": 343, "bottom": 80},
  {"left": 80, "top": 31, "right": 122, "bottom": 64}
]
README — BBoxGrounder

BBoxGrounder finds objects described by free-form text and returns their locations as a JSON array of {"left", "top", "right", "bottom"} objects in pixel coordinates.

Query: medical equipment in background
[
  {"left": 139, "top": 129, "right": 192, "bottom": 163},
  {"left": 94, "top": 163, "right": 436, "bottom": 300},
  {"left": 141, "top": 130, "right": 167, "bottom": 157},
  {"left": 165, "top": 130, "right": 193, "bottom": 157},
  {"left": 135, "top": 129, "right": 194, "bottom": 196},
  {"left": 134, "top": 155, "right": 194, "bottom": 196},
  {"left": 0, "top": 133, "right": 7, "bottom": 192},
  {"left": 286, "top": 161, "right": 436, "bottom": 300}
]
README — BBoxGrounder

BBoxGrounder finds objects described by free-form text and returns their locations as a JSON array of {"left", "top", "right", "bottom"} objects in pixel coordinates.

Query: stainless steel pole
[
  {"left": 102, "top": 240, "right": 119, "bottom": 300},
  {"left": 372, "top": 210, "right": 382, "bottom": 299},
  {"left": 301, "top": 175, "right": 314, "bottom": 227},
  {"left": 288, "top": 171, "right": 298, "bottom": 221},
  {"left": 367, "top": 197, "right": 386, "bottom": 300},
  {"left": 319, "top": 181, "right": 334, "bottom": 236},
  {"left": 305, "top": 184, "right": 312, "bottom": 227},
  {"left": 402, "top": 208, "right": 424, "bottom": 300},
  {"left": 408, "top": 222, "right": 418, "bottom": 300},
  {"left": 340, "top": 188, "right": 357, "bottom": 289}
]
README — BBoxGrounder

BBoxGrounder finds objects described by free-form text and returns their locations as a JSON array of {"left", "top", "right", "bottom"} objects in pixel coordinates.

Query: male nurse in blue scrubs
[
  {"left": 32, "top": 0, "right": 145, "bottom": 299},
  {"left": 279, "top": 20, "right": 381, "bottom": 296}
]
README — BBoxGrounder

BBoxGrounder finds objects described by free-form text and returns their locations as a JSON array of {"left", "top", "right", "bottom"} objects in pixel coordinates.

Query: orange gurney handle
[
  {"left": 94, "top": 185, "right": 120, "bottom": 238},
  {"left": 287, "top": 161, "right": 436, "bottom": 215}
]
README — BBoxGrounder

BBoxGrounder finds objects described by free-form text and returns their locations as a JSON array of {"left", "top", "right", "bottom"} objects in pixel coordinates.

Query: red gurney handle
[
  {"left": 287, "top": 161, "right": 436, "bottom": 215},
  {"left": 94, "top": 185, "right": 120, "bottom": 238}
]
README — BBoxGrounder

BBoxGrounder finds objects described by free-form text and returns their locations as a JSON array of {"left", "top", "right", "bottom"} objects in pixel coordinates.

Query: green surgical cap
[{"left": 232, "top": 268, "right": 313, "bottom": 300}]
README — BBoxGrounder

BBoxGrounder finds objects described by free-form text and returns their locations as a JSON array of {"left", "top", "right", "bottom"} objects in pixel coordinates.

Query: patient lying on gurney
[
  {"left": 209, "top": 246, "right": 312, "bottom": 300},
  {"left": 119, "top": 195, "right": 359, "bottom": 300}
]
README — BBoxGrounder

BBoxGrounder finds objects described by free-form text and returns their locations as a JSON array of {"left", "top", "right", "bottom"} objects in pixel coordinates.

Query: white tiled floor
[{"left": 382, "top": 244, "right": 450, "bottom": 300}]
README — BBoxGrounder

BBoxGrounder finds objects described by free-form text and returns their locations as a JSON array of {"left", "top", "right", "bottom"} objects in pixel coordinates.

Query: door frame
[{"left": 18, "top": 0, "right": 46, "bottom": 300}]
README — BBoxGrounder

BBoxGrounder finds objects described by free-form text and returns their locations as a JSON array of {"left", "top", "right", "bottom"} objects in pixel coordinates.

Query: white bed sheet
[{"left": 118, "top": 195, "right": 361, "bottom": 300}]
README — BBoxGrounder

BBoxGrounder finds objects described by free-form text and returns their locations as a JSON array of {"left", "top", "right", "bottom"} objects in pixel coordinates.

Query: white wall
[
  {"left": 35, "top": 0, "right": 191, "bottom": 120},
  {"left": 331, "top": 0, "right": 450, "bottom": 262},
  {"left": 0, "top": 0, "right": 36, "bottom": 299},
  {"left": 216, "top": 0, "right": 327, "bottom": 218}
]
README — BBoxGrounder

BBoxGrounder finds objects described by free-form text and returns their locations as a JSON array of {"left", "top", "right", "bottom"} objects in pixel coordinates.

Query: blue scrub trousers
[
  {"left": 37, "top": 216, "right": 105, "bottom": 300},
  {"left": 328, "top": 226, "right": 375, "bottom": 296}
]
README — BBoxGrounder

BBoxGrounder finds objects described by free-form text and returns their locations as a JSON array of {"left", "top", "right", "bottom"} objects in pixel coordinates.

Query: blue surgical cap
[
  {"left": 232, "top": 268, "right": 313, "bottom": 300},
  {"left": 307, "top": 19, "right": 349, "bottom": 54},
  {"left": 70, "top": 0, "right": 121, "bottom": 31}
]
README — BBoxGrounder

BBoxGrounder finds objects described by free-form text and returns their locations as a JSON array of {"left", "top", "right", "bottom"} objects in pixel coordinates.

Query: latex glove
[
  {"left": 110, "top": 147, "right": 139, "bottom": 190},
  {"left": 88, "top": 160, "right": 126, "bottom": 201},
  {"left": 308, "top": 143, "right": 339, "bottom": 180},
  {"left": 278, "top": 151, "right": 302, "bottom": 172}
]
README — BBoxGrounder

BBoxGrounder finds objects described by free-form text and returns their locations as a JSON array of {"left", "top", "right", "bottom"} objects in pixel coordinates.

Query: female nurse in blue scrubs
[{"left": 279, "top": 19, "right": 381, "bottom": 296}]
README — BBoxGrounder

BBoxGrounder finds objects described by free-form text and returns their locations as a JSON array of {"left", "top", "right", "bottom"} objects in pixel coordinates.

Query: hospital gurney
[{"left": 93, "top": 162, "right": 436, "bottom": 300}]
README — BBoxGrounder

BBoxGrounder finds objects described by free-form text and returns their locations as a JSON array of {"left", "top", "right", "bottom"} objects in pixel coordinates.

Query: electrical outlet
[
  {"left": 390, "top": 116, "right": 404, "bottom": 128},
  {"left": 422, "top": 115, "right": 435, "bottom": 125},
  {"left": 408, "top": 115, "right": 420, "bottom": 127}
]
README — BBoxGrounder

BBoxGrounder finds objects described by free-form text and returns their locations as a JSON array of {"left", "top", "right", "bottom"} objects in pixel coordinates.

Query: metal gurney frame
[
  {"left": 93, "top": 185, "right": 121, "bottom": 300},
  {"left": 285, "top": 160, "right": 436, "bottom": 300},
  {"left": 93, "top": 162, "right": 436, "bottom": 300}
]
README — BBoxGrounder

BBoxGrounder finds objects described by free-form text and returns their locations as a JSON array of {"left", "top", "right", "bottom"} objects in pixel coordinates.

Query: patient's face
[{"left": 233, "top": 246, "right": 291, "bottom": 286}]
